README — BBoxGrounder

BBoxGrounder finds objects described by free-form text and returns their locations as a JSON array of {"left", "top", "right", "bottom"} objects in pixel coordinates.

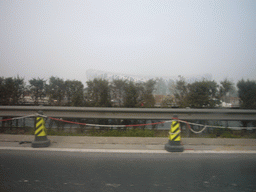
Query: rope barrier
[
  {"left": 0, "top": 114, "right": 36, "bottom": 122},
  {"left": 125, "top": 121, "right": 170, "bottom": 127},
  {"left": 1, "top": 113, "right": 255, "bottom": 132},
  {"left": 85, "top": 124, "right": 126, "bottom": 128},
  {"left": 0, "top": 118, "right": 13, "bottom": 122},
  {"left": 34, "top": 114, "right": 168, "bottom": 128},
  {"left": 48, "top": 117, "right": 87, "bottom": 126},
  {"left": 178, "top": 119, "right": 256, "bottom": 131},
  {"left": 35, "top": 113, "right": 170, "bottom": 128},
  {"left": 189, "top": 125, "right": 207, "bottom": 134},
  {"left": 12, "top": 114, "right": 37, "bottom": 120}
]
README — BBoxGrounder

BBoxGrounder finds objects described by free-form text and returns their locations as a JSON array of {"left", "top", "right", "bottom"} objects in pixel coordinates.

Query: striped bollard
[
  {"left": 165, "top": 115, "right": 184, "bottom": 152},
  {"left": 32, "top": 111, "right": 50, "bottom": 148}
]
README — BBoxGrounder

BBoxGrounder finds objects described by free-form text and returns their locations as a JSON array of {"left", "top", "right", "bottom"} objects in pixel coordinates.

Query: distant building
[
  {"left": 86, "top": 69, "right": 155, "bottom": 83},
  {"left": 154, "top": 94, "right": 177, "bottom": 108},
  {"left": 86, "top": 69, "right": 212, "bottom": 84},
  {"left": 230, "top": 97, "right": 240, "bottom": 108},
  {"left": 154, "top": 95, "right": 166, "bottom": 107},
  {"left": 220, "top": 97, "right": 240, "bottom": 108},
  {"left": 19, "top": 95, "right": 50, "bottom": 105}
]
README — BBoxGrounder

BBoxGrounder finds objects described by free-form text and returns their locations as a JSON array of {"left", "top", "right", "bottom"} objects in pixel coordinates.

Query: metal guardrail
[{"left": 0, "top": 106, "right": 256, "bottom": 121}]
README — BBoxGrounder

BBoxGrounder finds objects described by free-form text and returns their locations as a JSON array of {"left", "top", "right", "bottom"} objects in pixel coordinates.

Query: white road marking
[
  {"left": 0, "top": 147, "right": 256, "bottom": 153},
  {"left": 106, "top": 183, "right": 121, "bottom": 187}
]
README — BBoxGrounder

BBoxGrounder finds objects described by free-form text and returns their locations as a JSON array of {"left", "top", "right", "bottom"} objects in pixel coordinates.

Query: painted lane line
[
  {"left": 0, "top": 147, "right": 256, "bottom": 154},
  {"left": 0, "top": 147, "right": 169, "bottom": 154}
]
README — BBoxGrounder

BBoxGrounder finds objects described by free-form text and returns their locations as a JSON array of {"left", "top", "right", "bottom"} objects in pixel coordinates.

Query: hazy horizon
[{"left": 1, "top": 0, "right": 255, "bottom": 85}]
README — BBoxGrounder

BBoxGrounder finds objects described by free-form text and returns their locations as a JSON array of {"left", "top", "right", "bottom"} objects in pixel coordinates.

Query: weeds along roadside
[{"left": 1, "top": 127, "right": 256, "bottom": 138}]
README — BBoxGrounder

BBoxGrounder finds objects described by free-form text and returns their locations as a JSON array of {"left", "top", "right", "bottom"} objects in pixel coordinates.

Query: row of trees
[
  {"left": 0, "top": 76, "right": 25, "bottom": 106},
  {"left": 172, "top": 78, "right": 230, "bottom": 108},
  {"left": 86, "top": 79, "right": 155, "bottom": 107},
  {"left": 0, "top": 76, "right": 84, "bottom": 106},
  {"left": 164, "top": 77, "right": 256, "bottom": 109},
  {"left": 0, "top": 76, "right": 255, "bottom": 109},
  {"left": 0, "top": 76, "right": 156, "bottom": 107}
]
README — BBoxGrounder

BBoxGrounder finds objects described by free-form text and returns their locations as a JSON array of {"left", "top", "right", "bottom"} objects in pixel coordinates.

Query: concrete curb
[{"left": 1, "top": 147, "right": 256, "bottom": 154}]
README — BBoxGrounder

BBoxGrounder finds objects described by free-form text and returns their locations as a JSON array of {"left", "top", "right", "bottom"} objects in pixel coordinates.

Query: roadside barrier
[
  {"left": 36, "top": 113, "right": 171, "bottom": 128},
  {"left": 0, "top": 114, "right": 36, "bottom": 122},
  {"left": 165, "top": 115, "right": 184, "bottom": 152},
  {"left": 1, "top": 113, "right": 256, "bottom": 132}
]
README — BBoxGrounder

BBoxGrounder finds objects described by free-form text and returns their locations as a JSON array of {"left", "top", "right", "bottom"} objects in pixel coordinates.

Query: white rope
[
  {"left": 35, "top": 113, "right": 161, "bottom": 128},
  {"left": 12, "top": 114, "right": 37, "bottom": 120},
  {"left": 85, "top": 124, "right": 126, "bottom": 128},
  {"left": 189, "top": 125, "right": 207, "bottom": 134},
  {"left": 178, "top": 120, "right": 256, "bottom": 133},
  {"left": 20, "top": 113, "right": 256, "bottom": 131},
  {"left": 35, "top": 113, "right": 48, "bottom": 118}
]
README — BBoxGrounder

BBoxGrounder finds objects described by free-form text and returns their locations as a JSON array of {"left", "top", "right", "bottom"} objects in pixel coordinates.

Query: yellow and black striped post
[
  {"left": 32, "top": 111, "right": 50, "bottom": 148},
  {"left": 165, "top": 115, "right": 184, "bottom": 152}
]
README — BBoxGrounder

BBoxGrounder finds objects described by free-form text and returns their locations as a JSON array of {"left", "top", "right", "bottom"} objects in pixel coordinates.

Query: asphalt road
[{"left": 1, "top": 150, "right": 256, "bottom": 192}]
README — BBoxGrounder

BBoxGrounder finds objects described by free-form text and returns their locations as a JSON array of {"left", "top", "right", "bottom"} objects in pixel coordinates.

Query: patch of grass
[
  {"left": 87, "top": 128, "right": 155, "bottom": 137},
  {"left": 1, "top": 127, "right": 33, "bottom": 135},
  {"left": 126, "top": 129, "right": 154, "bottom": 137},
  {"left": 219, "top": 132, "right": 242, "bottom": 138},
  {"left": 244, "top": 133, "right": 256, "bottom": 139},
  {"left": 1, "top": 126, "right": 256, "bottom": 138},
  {"left": 154, "top": 130, "right": 169, "bottom": 137},
  {"left": 206, "top": 133, "right": 220, "bottom": 138},
  {"left": 47, "top": 129, "right": 87, "bottom": 136},
  {"left": 181, "top": 133, "right": 217, "bottom": 138},
  {"left": 25, "top": 127, "right": 35, "bottom": 135}
]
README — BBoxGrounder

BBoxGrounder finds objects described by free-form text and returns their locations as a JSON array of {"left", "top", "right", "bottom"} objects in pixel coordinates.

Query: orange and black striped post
[
  {"left": 32, "top": 111, "right": 50, "bottom": 148},
  {"left": 165, "top": 115, "right": 184, "bottom": 152}
]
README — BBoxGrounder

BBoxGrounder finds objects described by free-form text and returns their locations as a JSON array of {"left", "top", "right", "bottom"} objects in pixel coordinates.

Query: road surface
[{"left": 1, "top": 150, "right": 256, "bottom": 192}]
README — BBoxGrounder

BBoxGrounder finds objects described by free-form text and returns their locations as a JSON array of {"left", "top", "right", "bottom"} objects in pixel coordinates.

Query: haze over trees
[
  {"left": 86, "top": 79, "right": 111, "bottom": 107},
  {"left": 111, "top": 79, "right": 127, "bottom": 107},
  {"left": 65, "top": 80, "right": 84, "bottom": 107},
  {"left": 86, "top": 78, "right": 156, "bottom": 108},
  {"left": 47, "top": 76, "right": 65, "bottom": 106},
  {"left": 237, "top": 79, "right": 256, "bottom": 109},
  {"left": 29, "top": 78, "right": 47, "bottom": 105},
  {"left": 0, "top": 75, "right": 255, "bottom": 109},
  {"left": 0, "top": 76, "right": 25, "bottom": 105}
]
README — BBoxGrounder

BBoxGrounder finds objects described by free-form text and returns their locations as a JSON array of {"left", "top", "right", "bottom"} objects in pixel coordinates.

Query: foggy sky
[{"left": 1, "top": 0, "right": 255, "bottom": 85}]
